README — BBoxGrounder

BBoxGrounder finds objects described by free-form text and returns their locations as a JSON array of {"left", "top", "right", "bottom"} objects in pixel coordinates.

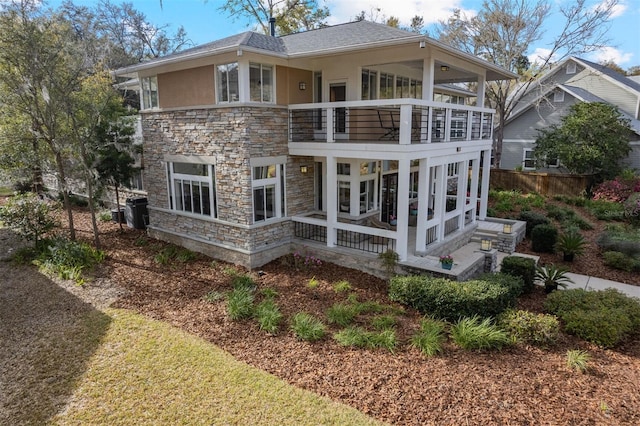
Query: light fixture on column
[
  {"left": 419, "top": 40, "right": 426, "bottom": 49},
  {"left": 440, "top": 65, "right": 450, "bottom": 71},
  {"left": 299, "top": 81, "right": 306, "bottom": 91},
  {"left": 481, "top": 238, "right": 492, "bottom": 251},
  {"left": 503, "top": 223, "right": 513, "bottom": 234},
  {"left": 300, "top": 165, "right": 308, "bottom": 174}
]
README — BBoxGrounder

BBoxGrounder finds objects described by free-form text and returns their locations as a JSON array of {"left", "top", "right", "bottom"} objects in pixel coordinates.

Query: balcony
[{"left": 289, "top": 99, "right": 494, "bottom": 145}]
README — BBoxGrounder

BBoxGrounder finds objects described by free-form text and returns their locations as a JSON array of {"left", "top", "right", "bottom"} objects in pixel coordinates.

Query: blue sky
[{"left": 48, "top": 0, "right": 640, "bottom": 68}]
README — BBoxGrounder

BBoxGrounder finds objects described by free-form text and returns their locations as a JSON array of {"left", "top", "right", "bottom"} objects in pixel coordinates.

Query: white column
[
  {"left": 469, "top": 155, "right": 481, "bottom": 222},
  {"left": 396, "top": 158, "right": 410, "bottom": 261},
  {"left": 422, "top": 58, "right": 434, "bottom": 102},
  {"left": 399, "top": 104, "right": 412, "bottom": 145},
  {"left": 326, "top": 107, "right": 335, "bottom": 143},
  {"left": 237, "top": 59, "right": 249, "bottom": 102},
  {"left": 479, "top": 149, "right": 491, "bottom": 220},
  {"left": 349, "top": 159, "right": 359, "bottom": 215},
  {"left": 416, "top": 158, "right": 430, "bottom": 251},
  {"left": 456, "top": 160, "right": 468, "bottom": 230},
  {"left": 434, "top": 164, "right": 447, "bottom": 242},
  {"left": 326, "top": 156, "right": 337, "bottom": 247}
]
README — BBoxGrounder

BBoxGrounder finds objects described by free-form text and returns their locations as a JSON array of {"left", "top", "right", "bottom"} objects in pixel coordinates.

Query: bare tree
[
  {"left": 219, "top": 0, "right": 329, "bottom": 35},
  {"left": 436, "top": 0, "right": 619, "bottom": 167}
]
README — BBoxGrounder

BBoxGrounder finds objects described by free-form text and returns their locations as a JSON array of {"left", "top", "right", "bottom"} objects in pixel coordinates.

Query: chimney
[{"left": 269, "top": 17, "right": 276, "bottom": 36}]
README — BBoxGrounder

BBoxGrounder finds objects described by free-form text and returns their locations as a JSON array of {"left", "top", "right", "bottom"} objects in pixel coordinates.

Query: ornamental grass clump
[
  {"left": 450, "top": 316, "right": 510, "bottom": 351},
  {"left": 255, "top": 299, "right": 283, "bottom": 334},
  {"left": 290, "top": 312, "right": 326, "bottom": 342},
  {"left": 411, "top": 318, "right": 447, "bottom": 357},
  {"left": 326, "top": 302, "right": 359, "bottom": 327},
  {"left": 226, "top": 287, "right": 255, "bottom": 321},
  {"left": 566, "top": 349, "right": 591, "bottom": 373}
]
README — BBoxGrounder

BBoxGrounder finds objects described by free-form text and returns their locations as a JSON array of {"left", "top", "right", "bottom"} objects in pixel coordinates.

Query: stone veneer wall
[{"left": 142, "top": 106, "right": 315, "bottom": 268}]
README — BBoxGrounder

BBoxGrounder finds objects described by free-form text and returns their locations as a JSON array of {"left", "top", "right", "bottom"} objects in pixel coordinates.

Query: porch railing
[
  {"left": 444, "top": 215, "right": 460, "bottom": 236},
  {"left": 289, "top": 99, "right": 494, "bottom": 145},
  {"left": 293, "top": 216, "right": 396, "bottom": 254}
]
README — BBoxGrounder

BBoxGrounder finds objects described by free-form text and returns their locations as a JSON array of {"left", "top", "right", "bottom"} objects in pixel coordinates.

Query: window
[
  {"left": 250, "top": 63, "right": 273, "bottom": 103},
  {"left": 410, "top": 80, "right": 422, "bottom": 99},
  {"left": 141, "top": 76, "right": 158, "bottom": 109},
  {"left": 396, "top": 76, "right": 410, "bottom": 98},
  {"left": 523, "top": 149, "right": 535, "bottom": 169},
  {"left": 547, "top": 155, "right": 560, "bottom": 168},
  {"left": 566, "top": 62, "right": 577, "bottom": 74},
  {"left": 380, "top": 73, "right": 394, "bottom": 99},
  {"left": 130, "top": 170, "right": 144, "bottom": 191},
  {"left": 252, "top": 162, "right": 285, "bottom": 222},
  {"left": 361, "top": 69, "right": 377, "bottom": 100},
  {"left": 168, "top": 162, "right": 216, "bottom": 217},
  {"left": 217, "top": 62, "right": 239, "bottom": 102},
  {"left": 553, "top": 91, "right": 564, "bottom": 102}
]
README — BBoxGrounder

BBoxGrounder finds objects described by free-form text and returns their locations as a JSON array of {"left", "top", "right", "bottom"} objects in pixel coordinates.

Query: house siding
[
  {"left": 142, "top": 106, "right": 312, "bottom": 268},
  {"left": 158, "top": 66, "right": 216, "bottom": 108},
  {"left": 569, "top": 71, "right": 638, "bottom": 115}
]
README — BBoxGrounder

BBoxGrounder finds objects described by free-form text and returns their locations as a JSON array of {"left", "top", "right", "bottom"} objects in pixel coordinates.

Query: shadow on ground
[{"left": 0, "top": 230, "right": 111, "bottom": 424}]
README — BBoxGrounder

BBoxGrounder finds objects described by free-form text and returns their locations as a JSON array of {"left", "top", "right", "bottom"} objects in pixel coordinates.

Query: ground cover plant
[{"left": 3, "top": 203, "right": 640, "bottom": 425}]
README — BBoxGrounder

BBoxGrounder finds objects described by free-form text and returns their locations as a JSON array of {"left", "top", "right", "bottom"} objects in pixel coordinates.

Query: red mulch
[{"left": 50, "top": 206, "right": 638, "bottom": 426}]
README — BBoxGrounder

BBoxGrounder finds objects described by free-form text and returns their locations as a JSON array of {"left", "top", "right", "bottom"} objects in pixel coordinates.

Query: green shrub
[
  {"left": 175, "top": 248, "right": 198, "bottom": 262},
  {"left": 35, "top": 237, "right": 105, "bottom": 284},
  {"left": 586, "top": 199, "right": 626, "bottom": 221},
  {"left": 290, "top": 312, "right": 326, "bottom": 342},
  {"left": 450, "top": 316, "right": 510, "bottom": 350},
  {"left": 326, "top": 303, "right": 359, "bottom": 327},
  {"left": 531, "top": 224, "right": 557, "bottom": 253},
  {"left": 498, "top": 310, "right": 559, "bottom": 346},
  {"left": 603, "top": 251, "right": 637, "bottom": 272},
  {"left": 389, "top": 274, "right": 519, "bottom": 321},
  {"left": 566, "top": 349, "right": 591, "bottom": 373},
  {"left": 476, "top": 272, "right": 524, "bottom": 300},
  {"left": 519, "top": 211, "right": 550, "bottom": 237},
  {"left": 226, "top": 287, "right": 254, "bottom": 321},
  {"left": 370, "top": 315, "right": 397, "bottom": 330},
  {"left": 544, "top": 288, "right": 640, "bottom": 347},
  {"left": 564, "top": 308, "right": 631, "bottom": 348},
  {"left": 260, "top": 287, "right": 279, "bottom": 299},
  {"left": 411, "top": 318, "right": 446, "bottom": 357},
  {"left": 500, "top": 256, "right": 536, "bottom": 293},
  {"left": 0, "top": 192, "right": 59, "bottom": 248},
  {"left": 367, "top": 329, "right": 397, "bottom": 353},
  {"left": 545, "top": 204, "right": 569, "bottom": 221},
  {"left": 596, "top": 225, "right": 640, "bottom": 256},
  {"left": 202, "top": 290, "right": 225, "bottom": 303},
  {"left": 98, "top": 210, "right": 113, "bottom": 222},
  {"left": 255, "top": 299, "right": 283, "bottom": 334}
]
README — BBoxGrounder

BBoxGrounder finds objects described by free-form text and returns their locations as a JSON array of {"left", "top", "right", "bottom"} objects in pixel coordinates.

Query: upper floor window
[
  {"left": 250, "top": 63, "right": 273, "bottom": 103},
  {"left": 168, "top": 162, "right": 217, "bottom": 217},
  {"left": 252, "top": 161, "right": 286, "bottom": 222},
  {"left": 217, "top": 62, "right": 239, "bottom": 102},
  {"left": 141, "top": 76, "right": 158, "bottom": 109},
  {"left": 380, "top": 73, "right": 394, "bottom": 99},
  {"left": 396, "top": 76, "right": 410, "bottom": 98},
  {"left": 553, "top": 91, "right": 565, "bottom": 102},
  {"left": 361, "top": 69, "right": 377, "bottom": 100}
]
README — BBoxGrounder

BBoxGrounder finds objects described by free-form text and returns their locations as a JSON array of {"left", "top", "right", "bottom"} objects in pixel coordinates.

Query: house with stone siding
[{"left": 115, "top": 20, "right": 520, "bottom": 275}]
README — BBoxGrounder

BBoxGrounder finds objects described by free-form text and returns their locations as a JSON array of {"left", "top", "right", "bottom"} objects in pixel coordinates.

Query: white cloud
[
  {"left": 590, "top": 46, "right": 633, "bottom": 64},
  {"left": 591, "top": 0, "right": 628, "bottom": 19},
  {"left": 324, "top": 0, "right": 474, "bottom": 28},
  {"left": 527, "top": 48, "right": 560, "bottom": 65}
]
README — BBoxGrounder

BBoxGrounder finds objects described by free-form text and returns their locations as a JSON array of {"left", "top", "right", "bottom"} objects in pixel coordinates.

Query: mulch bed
[{"left": 66, "top": 209, "right": 637, "bottom": 426}]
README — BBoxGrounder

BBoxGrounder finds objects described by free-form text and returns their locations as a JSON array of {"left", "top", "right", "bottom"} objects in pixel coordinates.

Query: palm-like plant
[
  {"left": 555, "top": 230, "right": 586, "bottom": 262},
  {"left": 535, "top": 264, "right": 574, "bottom": 293}
]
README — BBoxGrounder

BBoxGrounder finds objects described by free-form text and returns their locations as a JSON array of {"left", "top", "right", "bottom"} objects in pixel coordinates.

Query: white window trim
[
  {"left": 216, "top": 62, "right": 239, "bottom": 103},
  {"left": 249, "top": 62, "right": 275, "bottom": 103},
  {"left": 167, "top": 162, "right": 217, "bottom": 217},
  {"left": 141, "top": 76, "right": 159, "bottom": 110},
  {"left": 566, "top": 62, "right": 577, "bottom": 74},
  {"left": 251, "top": 157, "right": 286, "bottom": 223},
  {"left": 553, "top": 91, "right": 565, "bottom": 102},
  {"left": 523, "top": 148, "right": 535, "bottom": 170}
]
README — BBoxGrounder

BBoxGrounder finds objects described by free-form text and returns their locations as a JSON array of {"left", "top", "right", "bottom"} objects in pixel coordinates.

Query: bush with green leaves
[
  {"left": 500, "top": 256, "right": 536, "bottom": 293},
  {"left": 411, "top": 318, "right": 446, "bottom": 357},
  {"left": 596, "top": 224, "right": 640, "bottom": 257},
  {"left": 519, "top": 211, "right": 550, "bottom": 237},
  {"left": 34, "top": 237, "right": 105, "bottom": 284},
  {"left": 226, "top": 287, "right": 255, "bottom": 321},
  {"left": 602, "top": 251, "right": 639, "bottom": 272},
  {"left": 586, "top": 199, "right": 626, "bottom": 221},
  {"left": 255, "top": 299, "right": 283, "bottom": 334},
  {"left": 531, "top": 224, "right": 557, "bottom": 253},
  {"left": 0, "top": 192, "right": 59, "bottom": 248},
  {"left": 498, "top": 310, "right": 559, "bottom": 346},
  {"left": 332, "top": 280, "right": 352, "bottom": 293},
  {"left": 370, "top": 314, "right": 397, "bottom": 330},
  {"left": 450, "top": 316, "right": 510, "bottom": 350},
  {"left": 290, "top": 312, "right": 326, "bottom": 342},
  {"left": 544, "top": 288, "right": 640, "bottom": 347},
  {"left": 232, "top": 274, "right": 257, "bottom": 291},
  {"left": 566, "top": 349, "right": 591, "bottom": 373},
  {"left": 389, "top": 274, "right": 520, "bottom": 321}
]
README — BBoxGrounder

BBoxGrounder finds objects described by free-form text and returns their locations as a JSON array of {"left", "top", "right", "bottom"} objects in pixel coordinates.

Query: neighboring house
[
  {"left": 501, "top": 57, "right": 640, "bottom": 172},
  {"left": 114, "top": 20, "right": 517, "bottom": 270}
]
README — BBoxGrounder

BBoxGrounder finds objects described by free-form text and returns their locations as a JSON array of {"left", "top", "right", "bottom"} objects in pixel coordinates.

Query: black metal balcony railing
[
  {"left": 289, "top": 100, "right": 494, "bottom": 144},
  {"left": 294, "top": 220, "right": 396, "bottom": 254}
]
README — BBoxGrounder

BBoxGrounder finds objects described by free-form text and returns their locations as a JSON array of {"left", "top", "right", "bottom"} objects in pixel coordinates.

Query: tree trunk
[
  {"left": 115, "top": 185, "right": 123, "bottom": 231},
  {"left": 55, "top": 151, "right": 75, "bottom": 240},
  {"left": 86, "top": 175, "right": 101, "bottom": 249},
  {"left": 493, "top": 107, "right": 506, "bottom": 168}
]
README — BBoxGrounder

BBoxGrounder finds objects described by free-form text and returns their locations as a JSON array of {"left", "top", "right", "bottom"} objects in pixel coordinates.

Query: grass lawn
[{"left": 52, "top": 309, "right": 382, "bottom": 426}]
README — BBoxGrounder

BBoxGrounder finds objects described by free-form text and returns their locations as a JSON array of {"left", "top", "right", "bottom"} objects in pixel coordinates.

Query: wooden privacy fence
[{"left": 489, "top": 169, "right": 593, "bottom": 197}]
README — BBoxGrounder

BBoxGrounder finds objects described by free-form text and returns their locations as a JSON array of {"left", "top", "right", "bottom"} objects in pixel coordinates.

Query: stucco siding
[{"left": 158, "top": 66, "right": 215, "bottom": 108}]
